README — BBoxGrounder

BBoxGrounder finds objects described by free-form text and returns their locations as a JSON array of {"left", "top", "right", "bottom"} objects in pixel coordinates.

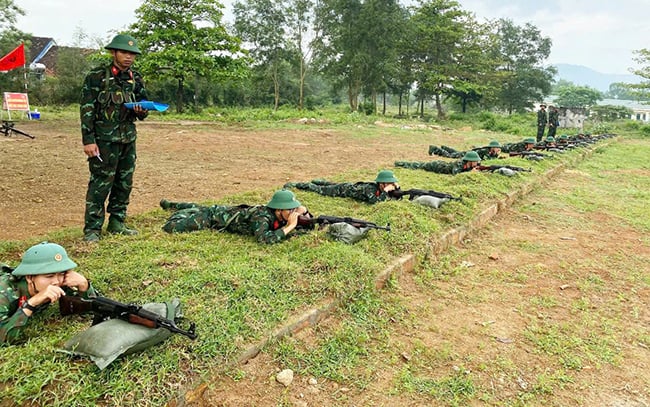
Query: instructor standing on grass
[{"left": 80, "top": 34, "right": 149, "bottom": 242}]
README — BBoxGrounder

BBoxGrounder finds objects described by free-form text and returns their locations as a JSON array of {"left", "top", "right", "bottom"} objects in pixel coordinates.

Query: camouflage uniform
[
  {"left": 80, "top": 63, "right": 148, "bottom": 235},
  {"left": 394, "top": 159, "right": 467, "bottom": 175},
  {"left": 429, "top": 146, "right": 498, "bottom": 160},
  {"left": 501, "top": 141, "right": 528, "bottom": 153},
  {"left": 547, "top": 108, "right": 559, "bottom": 138},
  {"left": 284, "top": 180, "right": 391, "bottom": 204},
  {"left": 162, "top": 203, "right": 293, "bottom": 244},
  {"left": 536, "top": 107, "right": 547, "bottom": 142},
  {"left": 0, "top": 273, "right": 97, "bottom": 344}
]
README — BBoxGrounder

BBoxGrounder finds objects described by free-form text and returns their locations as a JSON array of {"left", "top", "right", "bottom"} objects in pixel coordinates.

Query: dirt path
[{"left": 1, "top": 120, "right": 429, "bottom": 241}]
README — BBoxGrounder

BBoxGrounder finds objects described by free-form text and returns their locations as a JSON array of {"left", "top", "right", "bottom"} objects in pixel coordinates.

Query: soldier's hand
[
  {"left": 383, "top": 183, "right": 398, "bottom": 193},
  {"left": 83, "top": 143, "right": 99, "bottom": 158},
  {"left": 63, "top": 271, "right": 89, "bottom": 292},
  {"left": 133, "top": 104, "right": 148, "bottom": 114},
  {"left": 31, "top": 285, "right": 66, "bottom": 306}
]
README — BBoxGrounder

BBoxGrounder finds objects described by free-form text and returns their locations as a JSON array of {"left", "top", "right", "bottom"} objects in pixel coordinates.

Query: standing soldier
[
  {"left": 80, "top": 34, "right": 149, "bottom": 242},
  {"left": 547, "top": 105, "right": 559, "bottom": 139},
  {"left": 536, "top": 104, "right": 547, "bottom": 142}
]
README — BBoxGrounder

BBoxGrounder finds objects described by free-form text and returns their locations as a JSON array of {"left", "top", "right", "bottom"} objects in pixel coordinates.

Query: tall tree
[
  {"left": 492, "top": 19, "right": 556, "bottom": 114},
  {"left": 0, "top": 0, "right": 24, "bottom": 32},
  {"left": 130, "top": 0, "right": 245, "bottom": 113},
  {"left": 554, "top": 83, "right": 603, "bottom": 108},
  {"left": 233, "top": 0, "right": 289, "bottom": 110},
  {"left": 285, "top": 0, "right": 314, "bottom": 110},
  {"left": 408, "top": 0, "right": 471, "bottom": 119},
  {"left": 629, "top": 48, "right": 650, "bottom": 101}
]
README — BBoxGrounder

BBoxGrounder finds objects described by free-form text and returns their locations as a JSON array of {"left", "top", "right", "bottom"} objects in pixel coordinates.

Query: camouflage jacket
[
  {"left": 395, "top": 160, "right": 467, "bottom": 175},
  {"left": 473, "top": 147, "right": 501, "bottom": 160},
  {"left": 0, "top": 273, "right": 97, "bottom": 344},
  {"left": 80, "top": 63, "right": 148, "bottom": 145},
  {"left": 548, "top": 109, "right": 559, "bottom": 126},
  {"left": 501, "top": 141, "right": 530, "bottom": 153},
  {"left": 288, "top": 181, "right": 390, "bottom": 204},
  {"left": 537, "top": 110, "right": 547, "bottom": 126},
  {"left": 193, "top": 204, "right": 296, "bottom": 244}
]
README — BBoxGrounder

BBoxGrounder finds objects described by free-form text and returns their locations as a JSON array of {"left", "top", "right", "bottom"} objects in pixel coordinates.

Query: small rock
[
  {"left": 488, "top": 253, "right": 499, "bottom": 260},
  {"left": 559, "top": 284, "right": 571, "bottom": 290},
  {"left": 401, "top": 352, "right": 411, "bottom": 361},
  {"left": 460, "top": 261, "right": 475, "bottom": 268},
  {"left": 276, "top": 369, "right": 294, "bottom": 387},
  {"left": 516, "top": 376, "right": 528, "bottom": 390},
  {"left": 308, "top": 378, "right": 318, "bottom": 385}
]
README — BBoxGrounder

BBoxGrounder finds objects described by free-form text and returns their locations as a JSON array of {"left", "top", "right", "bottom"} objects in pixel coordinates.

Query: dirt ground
[{"left": 0, "top": 120, "right": 428, "bottom": 241}]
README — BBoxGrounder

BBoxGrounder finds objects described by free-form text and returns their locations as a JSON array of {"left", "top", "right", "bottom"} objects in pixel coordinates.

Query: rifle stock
[
  {"left": 477, "top": 165, "right": 531, "bottom": 173},
  {"left": 389, "top": 188, "right": 461, "bottom": 201},
  {"left": 59, "top": 295, "right": 197, "bottom": 340}
]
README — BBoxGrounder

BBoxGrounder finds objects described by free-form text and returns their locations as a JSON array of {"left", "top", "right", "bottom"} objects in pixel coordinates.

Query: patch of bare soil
[
  {"left": 194, "top": 165, "right": 649, "bottom": 406},
  {"left": 0, "top": 120, "right": 433, "bottom": 241}
]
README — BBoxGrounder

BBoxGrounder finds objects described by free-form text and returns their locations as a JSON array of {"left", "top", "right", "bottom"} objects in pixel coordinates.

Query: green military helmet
[
  {"left": 462, "top": 150, "right": 481, "bottom": 162},
  {"left": 375, "top": 169, "right": 398, "bottom": 183},
  {"left": 105, "top": 34, "right": 142, "bottom": 54},
  {"left": 12, "top": 242, "right": 78, "bottom": 276},
  {"left": 546, "top": 136, "right": 555, "bottom": 142},
  {"left": 267, "top": 190, "right": 301, "bottom": 210},
  {"left": 487, "top": 140, "right": 501, "bottom": 148},
  {"left": 559, "top": 134, "right": 569, "bottom": 140},
  {"left": 523, "top": 137, "right": 536, "bottom": 144}
]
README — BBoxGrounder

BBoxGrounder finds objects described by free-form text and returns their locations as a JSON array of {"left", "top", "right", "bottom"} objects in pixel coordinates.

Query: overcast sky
[{"left": 15, "top": 0, "right": 649, "bottom": 75}]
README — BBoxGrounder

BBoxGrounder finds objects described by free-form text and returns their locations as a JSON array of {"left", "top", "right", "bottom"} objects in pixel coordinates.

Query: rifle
[
  {"left": 508, "top": 150, "right": 550, "bottom": 158},
  {"left": 389, "top": 188, "right": 461, "bottom": 202},
  {"left": 476, "top": 165, "right": 531, "bottom": 173},
  {"left": 2, "top": 121, "right": 35, "bottom": 139},
  {"left": 59, "top": 295, "right": 197, "bottom": 340},
  {"left": 298, "top": 215, "right": 390, "bottom": 231}
]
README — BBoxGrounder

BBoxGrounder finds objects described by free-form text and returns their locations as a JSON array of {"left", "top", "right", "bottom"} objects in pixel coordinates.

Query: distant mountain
[{"left": 553, "top": 64, "right": 644, "bottom": 92}]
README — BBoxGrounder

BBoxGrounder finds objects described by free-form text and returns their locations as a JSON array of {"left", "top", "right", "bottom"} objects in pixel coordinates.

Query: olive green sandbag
[
  {"left": 60, "top": 298, "right": 182, "bottom": 370},
  {"left": 327, "top": 222, "right": 370, "bottom": 244}
]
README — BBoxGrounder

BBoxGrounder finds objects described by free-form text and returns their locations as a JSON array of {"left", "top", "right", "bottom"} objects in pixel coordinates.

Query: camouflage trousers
[
  {"left": 84, "top": 140, "right": 136, "bottom": 233},
  {"left": 162, "top": 204, "right": 240, "bottom": 233},
  {"left": 429, "top": 146, "right": 463, "bottom": 158},
  {"left": 536, "top": 125, "right": 546, "bottom": 142}
]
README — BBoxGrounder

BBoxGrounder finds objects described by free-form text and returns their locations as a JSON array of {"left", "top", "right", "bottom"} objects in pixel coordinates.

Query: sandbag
[
  {"left": 60, "top": 298, "right": 182, "bottom": 370},
  {"left": 495, "top": 167, "right": 516, "bottom": 177},
  {"left": 327, "top": 222, "right": 370, "bottom": 244},
  {"left": 412, "top": 195, "right": 449, "bottom": 209}
]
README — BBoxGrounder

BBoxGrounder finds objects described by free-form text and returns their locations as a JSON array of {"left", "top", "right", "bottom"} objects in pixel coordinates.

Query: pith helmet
[
  {"left": 546, "top": 136, "right": 555, "bottom": 142},
  {"left": 12, "top": 242, "right": 78, "bottom": 276},
  {"left": 267, "top": 190, "right": 301, "bottom": 210},
  {"left": 560, "top": 134, "right": 568, "bottom": 140},
  {"left": 523, "top": 137, "right": 536, "bottom": 144},
  {"left": 105, "top": 34, "right": 141, "bottom": 54},
  {"left": 487, "top": 140, "right": 501, "bottom": 148},
  {"left": 375, "top": 169, "right": 398, "bottom": 183},
  {"left": 462, "top": 151, "right": 481, "bottom": 162}
]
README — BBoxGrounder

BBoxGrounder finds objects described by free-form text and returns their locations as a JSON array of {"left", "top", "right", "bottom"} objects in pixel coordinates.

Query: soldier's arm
[
  {"left": 252, "top": 212, "right": 288, "bottom": 244},
  {"left": 0, "top": 295, "right": 31, "bottom": 344},
  {"left": 133, "top": 72, "right": 149, "bottom": 121},
  {"left": 80, "top": 73, "right": 98, "bottom": 146}
]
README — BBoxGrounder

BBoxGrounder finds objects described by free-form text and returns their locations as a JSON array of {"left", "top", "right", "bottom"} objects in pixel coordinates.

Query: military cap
[
  {"left": 105, "top": 34, "right": 142, "bottom": 54},
  {"left": 545, "top": 136, "right": 555, "bottom": 142},
  {"left": 539, "top": 104, "right": 547, "bottom": 108},
  {"left": 559, "top": 134, "right": 568, "bottom": 140},
  {"left": 12, "top": 242, "right": 78, "bottom": 276},
  {"left": 462, "top": 151, "right": 481, "bottom": 162},
  {"left": 487, "top": 140, "right": 501, "bottom": 148},
  {"left": 523, "top": 137, "right": 536, "bottom": 144},
  {"left": 267, "top": 190, "right": 301, "bottom": 210},
  {"left": 375, "top": 169, "right": 398, "bottom": 183}
]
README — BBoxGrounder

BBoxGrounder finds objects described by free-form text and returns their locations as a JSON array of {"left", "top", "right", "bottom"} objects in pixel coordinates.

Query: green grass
[{"left": 0, "top": 117, "right": 642, "bottom": 405}]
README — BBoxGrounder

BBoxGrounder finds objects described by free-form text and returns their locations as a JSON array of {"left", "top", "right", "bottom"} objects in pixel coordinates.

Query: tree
[
  {"left": 629, "top": 48, "right": 650, "bottom": 101},
  {"left": 492, "top": 19, "right": 556, "bottom": 114},
  {"left": 234, "top": 0, "right": 290, "bottom": 110},
  {"left": 130, "top": 0, "right": 246, "bottom": 113},
  {"left": 554, "top": 83, "right": 603, "bottom": 108},
  {"left": 0, "top": 0, "right": 24, "bottom": 32},
  {"left": 285, "top": 0, "right": 314, "bottom": 110},
  {"left": 605, "top": 82, "right": 637, "bottom": 100}
]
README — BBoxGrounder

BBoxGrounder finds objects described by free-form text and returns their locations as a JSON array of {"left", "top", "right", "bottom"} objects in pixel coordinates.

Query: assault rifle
[
  {"left": 508, "top": 150, "right": 551, "bottom": 159},
  {"left": 59, "top": 295, "right": 197, "bottom": 340},
  {"left": 298, "top": 215, "right": 390, "bottom": 231},
  {"left": 476, "top": 164, "right": 531, "bottom": 173},
  {"left": 389, "top": 188, "right": 462, "bottom": 202},
  {"left": 1, "top": 121, "right": 35, "bottom": 139}
]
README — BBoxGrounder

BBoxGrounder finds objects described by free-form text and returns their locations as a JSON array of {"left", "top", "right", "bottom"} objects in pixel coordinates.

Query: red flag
[{"left": 0, "top": 43, "right": 25, "bottom": 72}]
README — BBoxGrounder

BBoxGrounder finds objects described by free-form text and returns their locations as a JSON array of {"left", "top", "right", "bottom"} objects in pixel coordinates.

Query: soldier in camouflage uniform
[
  {"left": 536, "top": 104, "right": 547, "bottom": 142},
  {"left": 1, "top": 242, "right": 97, "bottom": 344},
  {"left": 394, "top": 151, "right": 481, "bottom": 175},
  {"left": 427, "top": 140, "right": 503, "bottom": 160},
  {"left": 80, "top": 34, "right": 149, "bottom": 242},
  {"left": 283, "top": 170, "right": 399, "bottom": 204},
  {"left": 160, "top": 190, "right": 311, "bottom": 244},
  {"left": 547, "top": 106, "right": 559, "bottom": 139}
]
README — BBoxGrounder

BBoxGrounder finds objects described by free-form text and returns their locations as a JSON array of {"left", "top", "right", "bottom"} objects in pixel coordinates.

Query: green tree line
[{"left": 2, "top": 0, "right": 648, "bottom": 117}]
